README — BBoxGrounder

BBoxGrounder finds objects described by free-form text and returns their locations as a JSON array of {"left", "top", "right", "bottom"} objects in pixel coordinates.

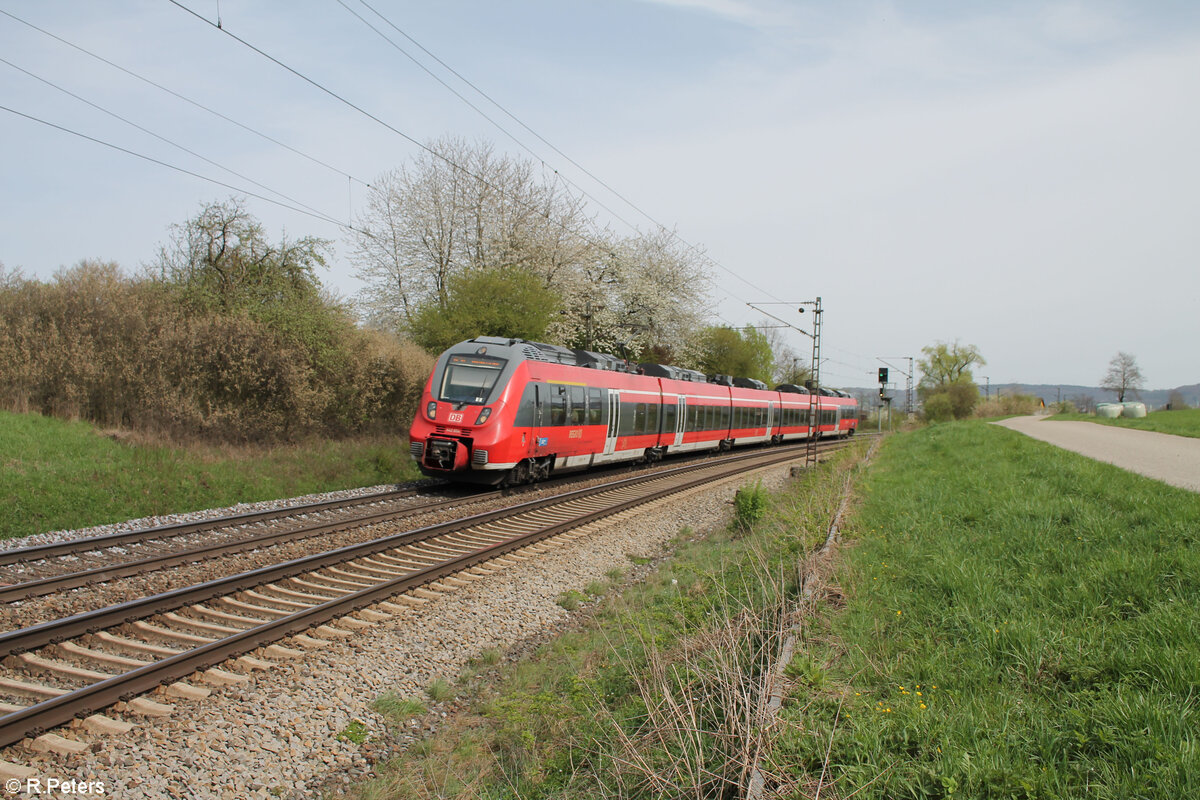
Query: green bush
[
  {"left": 0, "top": 255, "right": 432, "bottom": 443},
  {"left": 732, "top": 481, "right": 769, "bottom": 532}
]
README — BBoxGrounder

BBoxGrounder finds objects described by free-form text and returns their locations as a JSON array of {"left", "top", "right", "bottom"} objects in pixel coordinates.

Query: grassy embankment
[
  {"left": 776, "top": 422, "right": 1200, "bottom": 798},
  {"left": 343, "top": 423, "right": 1199, "bottom": 800},
  {"left": 1049, "top": 408, "right": 1200, "bottom": 438},
  {"left": 344, "top": 441, "right": 869, "bottom": 799},
  {"left": 0, "top": 410, "right": 421, "bottom": 541}
]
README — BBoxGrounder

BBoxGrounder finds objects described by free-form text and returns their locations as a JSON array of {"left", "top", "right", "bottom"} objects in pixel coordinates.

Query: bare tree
[
  {"left": 1166, "top": 389, "right": 1189, "bottom": 410},
  {"left": 349, "top": 138, "right": 712, "bottom": 359},
  {"left": 348, "top": 137, "right": 594, "bottom": 331},
  {"left": 1100, "top": 352, "right": 1144, "bottom": 402},
  {"left": 1069, "top": 394, "right": 1096, "bottom": 413}
]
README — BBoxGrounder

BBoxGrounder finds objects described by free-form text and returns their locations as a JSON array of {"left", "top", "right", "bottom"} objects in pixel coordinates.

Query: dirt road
[{"left": 993, "top": 416, "right": 1200, "bottom": 493}]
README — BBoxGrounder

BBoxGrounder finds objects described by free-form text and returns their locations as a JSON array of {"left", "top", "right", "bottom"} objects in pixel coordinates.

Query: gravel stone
[{"left": 1, "top": 461, "right": 798, "bottom": 798}]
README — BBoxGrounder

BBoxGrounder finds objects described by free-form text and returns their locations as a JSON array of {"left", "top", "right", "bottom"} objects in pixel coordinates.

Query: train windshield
[{"left": 438, "top": 355, "right": 508, "bottom": 404}]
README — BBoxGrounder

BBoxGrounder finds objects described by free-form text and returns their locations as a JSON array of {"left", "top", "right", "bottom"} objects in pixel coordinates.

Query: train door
[
  {"left": 767, "top": 401, "right": 774, "bottom": 437},
  {"left": 531, "top": 383, "right": 545, "bottom": 455},
  {"left": 674, "top": 396, "right": 685, "bottom": 446},
  {"left": 604, "top": 390, "right": 619, "bottom": 455}
]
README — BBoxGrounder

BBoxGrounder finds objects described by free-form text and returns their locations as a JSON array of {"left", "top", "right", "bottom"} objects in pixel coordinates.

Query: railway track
[
  {"left": 0, "top": 485, "right": 477, "bottom": 605},
  {"left": 0, "top": 439, "right": 848, "bottom": 751},
  {"left": 0, "top": 440, "right": 853, "bottom": 607}
]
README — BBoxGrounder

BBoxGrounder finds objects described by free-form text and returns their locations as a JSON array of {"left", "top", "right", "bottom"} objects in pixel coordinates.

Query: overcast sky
[{"left": 2, "top": 1, "right": 1197, "bottom": 390}]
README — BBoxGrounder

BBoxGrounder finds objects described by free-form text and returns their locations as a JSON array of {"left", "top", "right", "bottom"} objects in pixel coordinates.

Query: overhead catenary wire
[
  {"left": 333, "top": 0, "right": 643, "bottom": 236},
  {"left": 164, "top": 0, "right": 768, "bottom": 323},
  {"left": 0, "top": 103, "right": 355, "bottom": 233},
  {"left": 0, "top": 8, "right": 372, "bottom": 189},
  {"left": 0, "top": 56, "right": 341, "bottom": 226},
  {"left": 342, "top": 0, "right": 779, "bottom": 309}
]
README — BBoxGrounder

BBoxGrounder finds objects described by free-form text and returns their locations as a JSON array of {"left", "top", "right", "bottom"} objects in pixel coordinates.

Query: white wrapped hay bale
[{"left": 1120, "top": 402, "right": 1147, "bottom": 418}]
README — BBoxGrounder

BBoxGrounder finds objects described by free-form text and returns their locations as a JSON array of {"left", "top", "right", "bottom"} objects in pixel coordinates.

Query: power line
[
  {"left": 333, "top": 0, "right": 642, "bottom": 235},
  {"left": 0, "top": 56, "right": 340, "bottom": 226},
  {"left": 0, "top": 103, "right": 353, "bottom": 232},
  {"left": 0, "top": 8, "right": 371, "bottom": 188},
  {"left": 343, "top": 0, "right": 783, "bottom": 308}
]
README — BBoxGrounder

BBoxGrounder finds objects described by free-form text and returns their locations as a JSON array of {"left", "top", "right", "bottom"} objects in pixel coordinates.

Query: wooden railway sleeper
[
  {"left": 315, "top": 568, "right": 375, "bottom": 587},
  {"left": 131, "top": 621, "right": 214, "bottom": 646},
  {"left": 406, "top": 542, "right": 469, "bottom": 559},
  {"left": 188, "top": 603, "right": 270, "bottom": 626},
  {"left": 18, "top": 653, "right": 114, "bottom": 682},
  {"left": 283, "top": 578, "right": 352, "bottom": 598},
  {"left": 439, "top": 531, "right": 503, "bottom": 547},
  {"left": 358, "top": 555, "right": 411, "bottom": 572},
  {"left": 91, "top": 631, "right": 182, "bottom": 658},
  {"left": 53, "top": 641, "right": 150, "bottom": 669},
  {"left": 240, "top": 589, "right": 311, "bottom": 610},
  {"left": 218, "top": 596, "right": 292, "bottom": 618},
  {"left": 161, "top": 612, "right": 245, "bottom": 637},
  {"left": 343, "top": 560, "right": 405, "bottom": 578},
  {"left": 369, "top": 552, "right": 431, "bottom": 569},
  {"left": 0, "top": 677, "right": 68, "bottom": 698}
]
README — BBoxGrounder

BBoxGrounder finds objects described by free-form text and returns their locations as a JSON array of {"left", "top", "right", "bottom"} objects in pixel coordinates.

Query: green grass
[
  {"left": 371, "top": 692, "right": 427, "bottom": 723},
  {"left": 348, "top": 443, "right": 866, "bottom": 799},
  {"left": 0, "top": 410, "right": 421, "bottom": 540},
  {"left": 776, "top": 422, "right": 1200, "bottom": 799},
  {"left": 1049, "top": 407, "right": 1200, "bottom": 438}
]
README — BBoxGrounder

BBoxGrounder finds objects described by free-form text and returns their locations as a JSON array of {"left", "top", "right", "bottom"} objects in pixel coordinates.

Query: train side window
[
  {"left": 570, "top": 386, "right": 586, "bottom": 425},
  {"left": 705, "top": 405, "right": 714, "bottom": 431},
  {"left": 588, "top": 388, "right": 603, "bottom": 425},
  {"left": 514, "top": 383, "right": 538, "bottom": 427},
  {"left": 618, "top": 402, "right": 634, "bottom": 436},
  {"left": 687, "top": 405, "right": 696, "bottom": 431},
  {"left": 634, "top": 403, "right": 647, "bottom": 434},
  {"left": 720, "top": 405, "right": 730, "bottom": 429},
  {"left": 647, "top": 402, "right": 658, "bottom": 433},
  {"left": 554, "top": 393, "right": 568, "bottom": 426},
  {"left": 663, "top": 403, "right": 676, "bottom": 434},
  {"left": 550, "top": 390, "right": 567, "bottom": 426}
]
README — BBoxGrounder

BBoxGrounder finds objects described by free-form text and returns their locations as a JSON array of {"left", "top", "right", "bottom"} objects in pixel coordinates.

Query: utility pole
[{"left": 748, "top": 298, "right": 822, "bottom": 467}]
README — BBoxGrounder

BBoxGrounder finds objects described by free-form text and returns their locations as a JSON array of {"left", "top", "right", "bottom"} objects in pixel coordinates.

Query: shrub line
[{"left": 745, "top": 437, "right": 880, "bottom": 800}]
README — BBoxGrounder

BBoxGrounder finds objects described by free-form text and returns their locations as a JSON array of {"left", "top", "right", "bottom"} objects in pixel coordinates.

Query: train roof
[{"left": 457, "top": 338, "right": 764, "bottom": 389}]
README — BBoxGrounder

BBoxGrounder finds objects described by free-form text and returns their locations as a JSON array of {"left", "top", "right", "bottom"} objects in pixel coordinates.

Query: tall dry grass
[{"left": 972, "top": 392, "right": 1041, "bottom": 418}]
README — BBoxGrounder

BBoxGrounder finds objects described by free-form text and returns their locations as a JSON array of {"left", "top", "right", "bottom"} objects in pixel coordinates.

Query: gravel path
[
  {"left": 1, "top": 463, "right": 796, "bottom": 799},
  {"left": 993, "top": 415, "right": 1200, "bottom": 492}
]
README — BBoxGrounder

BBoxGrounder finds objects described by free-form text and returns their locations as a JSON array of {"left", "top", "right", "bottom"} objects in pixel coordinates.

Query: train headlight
[
  {"left": 427, "top": 401, "right": 437, "bottom": 419},
  {"left": 475, "top": 407, "right": 492, "bottom": 425}
]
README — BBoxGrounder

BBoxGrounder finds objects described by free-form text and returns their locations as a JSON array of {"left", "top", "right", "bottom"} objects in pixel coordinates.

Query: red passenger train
[{"left": 409, "top": 337, "right": 857, "bottom": 485}]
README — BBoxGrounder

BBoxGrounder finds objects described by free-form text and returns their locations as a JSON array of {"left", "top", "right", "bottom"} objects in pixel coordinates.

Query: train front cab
[{"left": 410, "top": 345, "right": 532, "bottom": 484}]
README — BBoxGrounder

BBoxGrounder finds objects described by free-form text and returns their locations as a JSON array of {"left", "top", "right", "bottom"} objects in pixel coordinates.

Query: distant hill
[
  {"left": 840, "top": 383, "right": 1200, "bottom": 410},
  {"left": 993, "top": 384, "right": 1200, "bottom": 410}
]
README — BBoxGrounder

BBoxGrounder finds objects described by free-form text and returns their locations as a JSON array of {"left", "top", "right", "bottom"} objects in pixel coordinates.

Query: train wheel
[{"left": 504, "top": 455, "right": 528, "bottom": 489}]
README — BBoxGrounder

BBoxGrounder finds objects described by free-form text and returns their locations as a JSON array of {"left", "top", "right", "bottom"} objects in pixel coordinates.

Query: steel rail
[
  {"left": 0, "top": 440, "right": 845, "bottom": 748},
  {"left": 0, "top": 486, "right": 435, "bottom": 567},
  {"left": 0, "top": 437, "right": 853, "bottom": 604},
  {"left": 0, "top": 441, "right": 839, "bottom": 658},
  {"left": 0, "top": 491, "right": 479, "bottom": 603}
]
